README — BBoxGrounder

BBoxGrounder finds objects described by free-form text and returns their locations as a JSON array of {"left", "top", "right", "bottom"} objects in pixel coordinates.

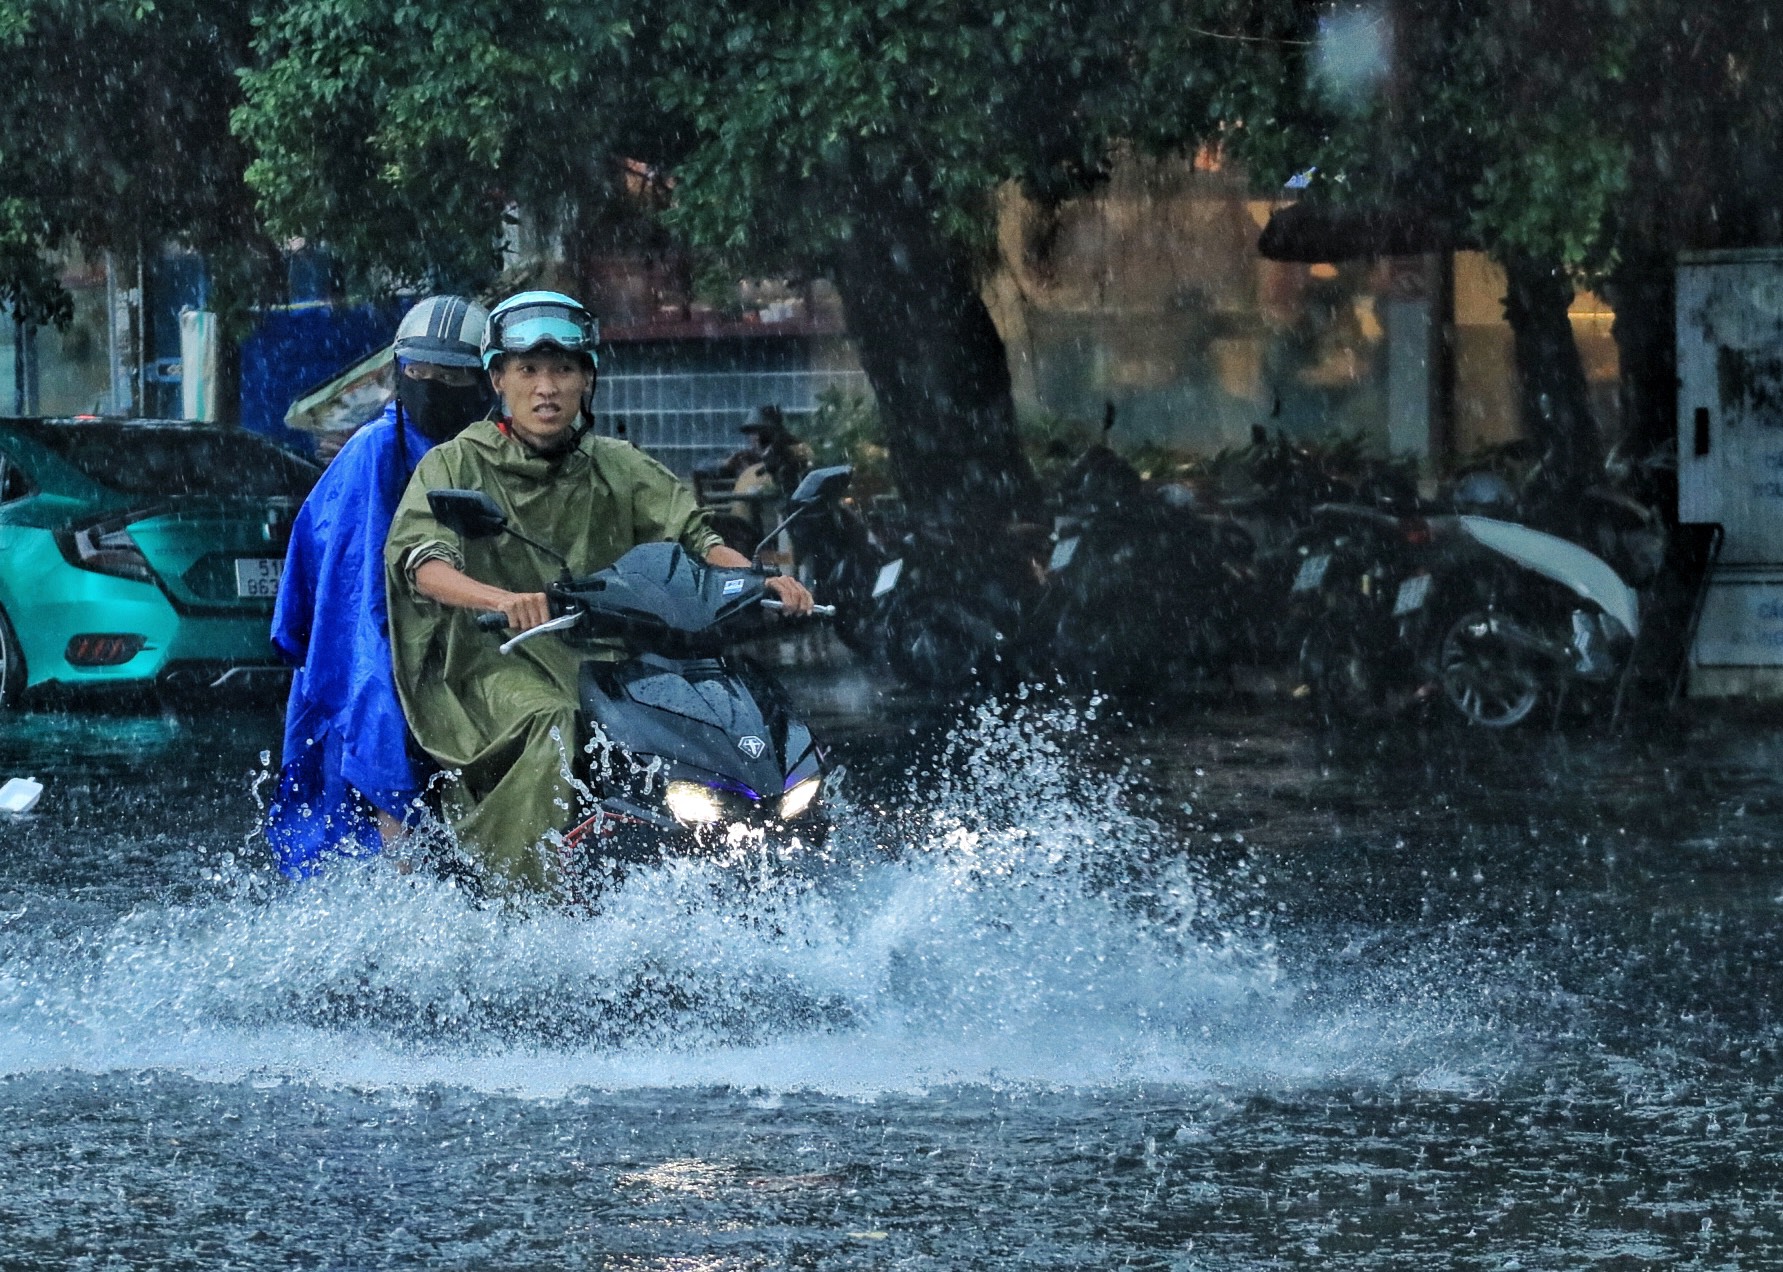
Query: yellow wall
[
  {"left": 987, "top": 158, "right": 1623, "bottom": 471},
  {"left": 986, "top": 157, "right": 1397, "bottom": 454},
  {"left": 1449, "top": 251, "right": 1621, "bottom": 461}
]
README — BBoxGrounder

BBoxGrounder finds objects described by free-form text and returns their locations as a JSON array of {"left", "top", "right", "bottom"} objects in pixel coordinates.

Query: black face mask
[{"left": 397, "top": 374, "right": 495, "bottom": 443}]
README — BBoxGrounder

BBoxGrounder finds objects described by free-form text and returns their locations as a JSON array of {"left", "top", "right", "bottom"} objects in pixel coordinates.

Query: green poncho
[{"left": 385, "top": 420, "right": 721, "bottom": 892}]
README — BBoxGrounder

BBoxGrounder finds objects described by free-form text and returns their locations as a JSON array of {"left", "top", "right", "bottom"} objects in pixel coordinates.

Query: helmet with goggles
[{"left": 482, "top": 290, "right": 600, "bottom": 372}]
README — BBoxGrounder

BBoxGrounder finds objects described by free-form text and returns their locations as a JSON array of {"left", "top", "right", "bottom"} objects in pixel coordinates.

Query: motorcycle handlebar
[
  {"left": 484, "top": 596, "right": 833, "bottom": 656},
  {"left": 762, "top": 598, "right": 837, "bottom": 619},
  {"left": 496, "top": 610, "right": 583, "bottom": 656}
]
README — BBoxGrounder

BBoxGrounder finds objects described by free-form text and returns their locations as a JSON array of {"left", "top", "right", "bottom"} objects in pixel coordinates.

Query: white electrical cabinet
[{"left": 1677, "top": 248, "right": 1783, "bottom": 695}]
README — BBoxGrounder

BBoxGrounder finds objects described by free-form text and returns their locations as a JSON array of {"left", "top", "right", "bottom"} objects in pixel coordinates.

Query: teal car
[{"left": 0, "top": 417, "right": 319, "bottom": 708}]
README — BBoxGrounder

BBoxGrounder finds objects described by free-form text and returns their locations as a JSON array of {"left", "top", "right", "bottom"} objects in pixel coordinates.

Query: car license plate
[
  {"left": 1393, "top": 573, "right": 1432, "bottom": 616},
  {"left": 872, "top": 558, "right": 903, "bottom": 599},
  {"left": 235, "top": 557, "right": 283, "bottom": 599},
  {"left": 1293, "top": 553, "right": 1331, "bottom": 592},
  {"left": 1049, "top": 536, "right": 1081, "bottom": 572}
]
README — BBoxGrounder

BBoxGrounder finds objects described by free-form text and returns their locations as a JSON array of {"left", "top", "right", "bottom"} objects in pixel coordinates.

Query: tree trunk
[
  {"left": 829, "top": 197, "right": 1038, "bottom": 530},
  {"left": 1601, "top": 253, "right": 1677, "bottom": 463},
  {"left": 1501, "top": 252, "right": 1601, "bottom": 494}
]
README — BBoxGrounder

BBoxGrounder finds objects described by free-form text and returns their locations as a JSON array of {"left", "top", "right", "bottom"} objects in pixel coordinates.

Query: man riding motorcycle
[{"left": 383, "top": 290, "right": 811, "bottom": 896}]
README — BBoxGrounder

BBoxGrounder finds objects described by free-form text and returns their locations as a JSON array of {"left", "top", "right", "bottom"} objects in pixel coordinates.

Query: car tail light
[
  {"left": 54, "top": 513, "right": 154, "bottom": 583},
  {"left": 65, "top": 634, "right": 147, "bottom": 666}
]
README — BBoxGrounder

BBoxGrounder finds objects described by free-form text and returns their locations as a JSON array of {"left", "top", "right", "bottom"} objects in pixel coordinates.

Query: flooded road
[{"left": 1, "top": 668, "right": 1781, "bottom": 1268}]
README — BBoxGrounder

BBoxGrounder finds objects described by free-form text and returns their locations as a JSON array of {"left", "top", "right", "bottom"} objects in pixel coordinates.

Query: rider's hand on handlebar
[
  {"left": 495, "top": 590, "right": 552, "bottom": 632},
  {"left": 763, "top": 574, "right": 814, "bottom": 617}
]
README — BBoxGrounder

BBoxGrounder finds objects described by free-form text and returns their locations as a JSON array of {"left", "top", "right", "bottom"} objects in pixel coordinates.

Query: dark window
[
  {"left": 10, "top": 421, "right": 318, "bottom": 499},
  {"left": 0, "top": 451, "right": 30, "bottom": 504}
]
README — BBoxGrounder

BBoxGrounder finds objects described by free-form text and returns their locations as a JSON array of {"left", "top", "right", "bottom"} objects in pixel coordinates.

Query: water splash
[{"left": 0, "top": 693, "right": 1515, "bottom": 1097}]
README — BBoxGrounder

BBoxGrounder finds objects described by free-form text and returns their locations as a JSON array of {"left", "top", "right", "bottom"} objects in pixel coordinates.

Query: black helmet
[{"left": 740, "top": 404, "right": 785, "bottom": 436}]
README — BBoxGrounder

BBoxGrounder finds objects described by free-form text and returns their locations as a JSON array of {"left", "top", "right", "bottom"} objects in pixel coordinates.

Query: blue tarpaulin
[{"left": 240, "top": 301, "right": 401, "bottom": 456}]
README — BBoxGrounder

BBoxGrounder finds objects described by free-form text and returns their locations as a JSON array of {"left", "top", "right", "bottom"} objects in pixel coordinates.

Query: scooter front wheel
[{"left": 1435, "top": 607, "right": 1545, "bottom": 729}]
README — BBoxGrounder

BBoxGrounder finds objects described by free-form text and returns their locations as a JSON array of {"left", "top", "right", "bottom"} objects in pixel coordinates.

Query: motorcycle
[
  {"left": 1288, "top": 500, "right": 1441, "bottom": 724},
  {"left": 1291, "top": 502, "right": 1644, "bottom": 730},
  {"left": 867, "top": 511, "right": 1054, "bottom": 693},
  {"left": 1044, "top": 438, "right": 1259, "bottom": 694},
  {"left": 426, "top": 474, "right": 844, "bottom": 876},
  {"left": 864, "top": 415, "right": 1420, "bottom": 699},
  {"left": 1412, "top": 514, "right": 1643, "bottom": 729},
  {"left": 771, "top": 466, "right": 894, "bottom": 660},
  {"left": 866, "top": 416, "right": 1302, "bottom": 698}
]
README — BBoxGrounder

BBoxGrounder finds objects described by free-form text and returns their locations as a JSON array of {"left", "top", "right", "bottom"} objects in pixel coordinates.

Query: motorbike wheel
[
  {"left": 0, "top": 603, "right": 23, "bottom": 711},
  {"left": 882, "top": 601, "right": 1001, "bottom": 693},
  {"left": 1434, "top": 607, "right": 1544, "bottom": 729},
  {"left": 1298, "top": 616, "right": 1384, "bottom": 724}
]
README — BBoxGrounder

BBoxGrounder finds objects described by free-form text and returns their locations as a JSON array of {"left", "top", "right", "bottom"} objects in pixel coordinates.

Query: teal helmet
[{"left": 481, "top": 290, "right": 600, "bottom": 372}]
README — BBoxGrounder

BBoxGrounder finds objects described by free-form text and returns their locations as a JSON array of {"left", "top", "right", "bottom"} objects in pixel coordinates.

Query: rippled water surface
[{"left": 1, "top": 673, "right": 1780, "bottom": 1268}]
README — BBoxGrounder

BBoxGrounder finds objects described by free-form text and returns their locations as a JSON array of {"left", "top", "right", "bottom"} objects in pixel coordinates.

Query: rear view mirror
[
  {"left": 427, "top": 488, "right": 508, "bottom": 538},
  {"left": 789, "top": 465, "right": 853, "bottom": 505}
]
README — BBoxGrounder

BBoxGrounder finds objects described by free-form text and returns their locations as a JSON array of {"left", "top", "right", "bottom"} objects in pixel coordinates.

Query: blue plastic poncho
[{"left": 266, "top": 401, "right": 433, "bottom": 875}]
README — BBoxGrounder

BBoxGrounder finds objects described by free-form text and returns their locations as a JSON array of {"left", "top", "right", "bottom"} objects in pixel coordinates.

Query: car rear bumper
[
  {"left": 18, "top": 575, "right": 280, "bottom": 692},
  {"left": 155, "top": 661, "right": 291, "bottom": 693}
]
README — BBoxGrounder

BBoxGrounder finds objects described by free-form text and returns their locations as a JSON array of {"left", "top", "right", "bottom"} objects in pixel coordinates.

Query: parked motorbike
[
  {"left": 864, "top": 415, "right": 1426, "bottom": 700},
  {"left": 696, "top": 461, "right": 899, "bottom": 664},
  {"left": 1288, "top": 501, "right": 1441, "bottom": 724},
  {"left": 1289, "top": 439, "right": 1669, "bottom": 730},
  {"left": 866, "top": 416, "right": 1335, "bottom": 698},
  {"left": 771, "top": 465, "right": 893, "bottom": 659},
  {"left": 868, "top": 510, "right": 1054, "bottom": 693},
  {"left": 1044, "top": 435, "right": 1259, "bottom": 693},
  {"left": 1413, "top": 514, "right": 1643, "bottom": 728},
  {"left": 863, "top": 405, "right": 1243, "bottom": 696},
  {"left": 1448, "top": 458, "right": 1670, "bottom": 595},
  {"left": 1291, "top": 499, "right": 1645, "bottom": 730},
  {"left": 426, "top": 482, "right": 841, "bottom": 879}
]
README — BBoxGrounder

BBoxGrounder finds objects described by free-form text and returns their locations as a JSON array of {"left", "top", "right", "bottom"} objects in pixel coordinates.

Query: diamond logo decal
[{"left": 737, "top": 735, "right": 767, "bottom": 759}]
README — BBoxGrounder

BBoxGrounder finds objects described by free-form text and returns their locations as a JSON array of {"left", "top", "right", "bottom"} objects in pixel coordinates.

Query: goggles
[{"left": 483, "top": 298, "right": 600, "bottom": 369}]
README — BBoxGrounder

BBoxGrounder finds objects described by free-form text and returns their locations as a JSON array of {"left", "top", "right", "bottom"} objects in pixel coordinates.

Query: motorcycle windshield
[{"left": 562, "top": 543, "right": 768, "bottom": 651}]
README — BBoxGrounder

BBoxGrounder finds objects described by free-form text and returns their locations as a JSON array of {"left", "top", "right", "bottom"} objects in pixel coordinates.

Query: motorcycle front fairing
[
  {"left": 551, "top": 543, "right": 827, "bottom": 852},
  {"left": 579, "top": 653, "right": 823, "bottom": 818},
  {"left": 1454, "top": 515, "right": 1641, "bottom": 640}
]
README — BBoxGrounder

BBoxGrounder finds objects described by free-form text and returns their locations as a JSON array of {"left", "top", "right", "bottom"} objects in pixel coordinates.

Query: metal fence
[{"left": 592, "top": 368, "right": 869, "bottom": 475}]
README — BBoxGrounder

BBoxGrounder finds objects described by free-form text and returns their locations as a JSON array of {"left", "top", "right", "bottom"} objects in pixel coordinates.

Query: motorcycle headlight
[
  {"left": 779, "top": 777, "right": 821, "bottom": 821},
  {"left": 665, "top": 781, "right": 725, "bottom": 825}
]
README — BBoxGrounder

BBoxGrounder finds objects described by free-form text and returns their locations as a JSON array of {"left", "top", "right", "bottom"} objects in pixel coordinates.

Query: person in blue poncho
[{"left": 266, "top": 296, "right": 494, "bottom": 875}]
